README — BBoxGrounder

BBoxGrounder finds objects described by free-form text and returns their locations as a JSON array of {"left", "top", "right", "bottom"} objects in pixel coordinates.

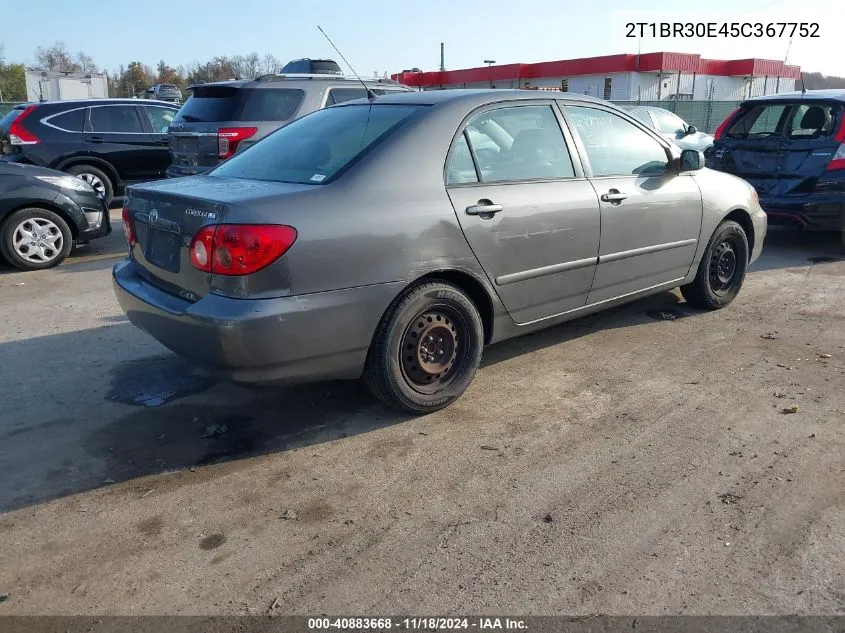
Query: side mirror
[
  {"left": 680, "top": 149, "right": 705, "bottom": 171},
  {"left": 685, "top": 125, "right": 697, "bottom": 136}
]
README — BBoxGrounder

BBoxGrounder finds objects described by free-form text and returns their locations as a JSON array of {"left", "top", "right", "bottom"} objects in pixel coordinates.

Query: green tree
[{"left": 0, "top": 44, "right": 26, "bottom": 101}]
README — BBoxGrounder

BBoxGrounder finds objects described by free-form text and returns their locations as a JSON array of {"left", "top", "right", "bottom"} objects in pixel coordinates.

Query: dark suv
[
  {"left": 0, "top": 98, "right": 180, "bottom": 206},
  {"left": 166, "top": 71, "right": 412, "bottom": 177},
  {"left": 145, "top": 84, "right": 183, "bottom": 103},
  {"left": 706, "top": 90, "right": 845, "bottom": 243}
]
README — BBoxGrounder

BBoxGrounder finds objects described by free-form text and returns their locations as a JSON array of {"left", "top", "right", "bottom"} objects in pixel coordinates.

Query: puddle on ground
[{"left": 107, "top": 354, "right": 217, "bottom": 407}]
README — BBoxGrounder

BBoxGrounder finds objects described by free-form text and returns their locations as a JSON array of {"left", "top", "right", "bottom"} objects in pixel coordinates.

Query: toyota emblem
[{"left": 149, "top": 209, "right": 159, "bottom": 224}]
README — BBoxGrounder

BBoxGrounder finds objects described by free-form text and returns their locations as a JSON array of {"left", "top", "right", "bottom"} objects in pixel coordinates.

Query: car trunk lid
[{"left": 125, "top": 176, "right": 314, "bottom": 300}]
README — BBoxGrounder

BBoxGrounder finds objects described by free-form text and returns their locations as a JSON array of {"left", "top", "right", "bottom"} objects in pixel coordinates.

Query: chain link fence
[
  {"left": 610, "top": 100, "right": 741, "bottom": 134},
  {"left": 0, "top": 102, "right": 24, "bottom": 117}
]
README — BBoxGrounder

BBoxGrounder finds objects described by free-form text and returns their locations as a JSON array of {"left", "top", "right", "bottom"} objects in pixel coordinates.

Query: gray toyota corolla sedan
[{"left": 113, "top": 89, "right": 767, "bottom": 413}]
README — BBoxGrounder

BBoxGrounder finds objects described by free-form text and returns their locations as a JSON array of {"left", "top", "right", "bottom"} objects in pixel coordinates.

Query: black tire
[
  {"left": 364, "top": 281, "right": 484, "bottom": 414},
  {"left": 0, "top": 207, "right": 73, "bottom": 270},
  {"left": 65, "top": 164, "right": 114, "bottom": 206},
  {"left": 681, "top": 219, "right": 749, "bottom": 310}
]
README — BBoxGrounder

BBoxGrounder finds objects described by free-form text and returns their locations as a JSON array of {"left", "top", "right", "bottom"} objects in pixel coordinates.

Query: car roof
[
  {"left": 622, "top": 105, "right": 676, "bottom": 112},
  {"left": 371, "top": 88, "right": 610, "bottom": 108},
  {"left": 745, "top": 89, "right": 845, "bottom": 103},
  {"left": 187, "top": 75, "right": 411, "bottom": 91}
]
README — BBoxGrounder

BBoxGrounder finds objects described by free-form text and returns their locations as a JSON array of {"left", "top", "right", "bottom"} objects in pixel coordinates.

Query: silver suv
[{"left": 166, "top": 71, "right": 413, "bottom": 178}]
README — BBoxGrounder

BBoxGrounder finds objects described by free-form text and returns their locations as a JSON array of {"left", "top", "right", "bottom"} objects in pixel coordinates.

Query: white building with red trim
[{"left": 392, "top": 52, "right": 800, "bottom": 100}]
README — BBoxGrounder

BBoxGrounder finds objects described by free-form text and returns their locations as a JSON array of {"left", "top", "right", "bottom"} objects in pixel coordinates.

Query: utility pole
[{"left": 440, "top": 43, "right": 445, "bottom": 72}]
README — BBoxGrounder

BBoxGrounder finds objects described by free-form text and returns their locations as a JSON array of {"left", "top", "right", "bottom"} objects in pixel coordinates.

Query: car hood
[{"left": 0, "top": 161, "right": 69, "bottom": 179}]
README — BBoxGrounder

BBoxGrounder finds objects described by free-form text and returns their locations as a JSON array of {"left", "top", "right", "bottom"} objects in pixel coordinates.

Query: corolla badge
[
  {"left": 185, "top": 209, "right": 217, "bottom": 220},
  {"left": 149, "top": 209, "right": 159, "bottom": 224}
]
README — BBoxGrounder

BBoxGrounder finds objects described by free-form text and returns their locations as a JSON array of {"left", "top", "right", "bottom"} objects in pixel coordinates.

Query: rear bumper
[
  {"left": 112, "top": 259, "right": 403, "bottom": 384},
  {"left": 759, "top": 195, "right": 845, "bottom": 232}
]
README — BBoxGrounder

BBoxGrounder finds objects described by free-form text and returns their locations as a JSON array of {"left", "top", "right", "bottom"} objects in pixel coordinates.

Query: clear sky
[{"left": 2, "top": 0, "right": 838, "bottom": 76}]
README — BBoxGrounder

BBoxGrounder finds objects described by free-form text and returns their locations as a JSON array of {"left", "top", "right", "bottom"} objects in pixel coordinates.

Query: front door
[
  {"left": 562, "top": 103, "right": 703, "bottom": 304},
  {"left": 445, "top": 102, "right": 601, "bottom": 325},
  {"left": 84, "top": 104, "right": 159, "bottom": 183}
]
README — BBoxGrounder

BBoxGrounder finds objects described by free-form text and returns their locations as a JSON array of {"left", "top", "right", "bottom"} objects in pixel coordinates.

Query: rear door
[
  {"left": 706, "top": 103, "right": 789, "bottom": 194},
  {"left": 445, "top": 102, "right": 601, "bottom": 325},
  {"left": 84, "top": 104, "right": 158, "bottom": 183}
]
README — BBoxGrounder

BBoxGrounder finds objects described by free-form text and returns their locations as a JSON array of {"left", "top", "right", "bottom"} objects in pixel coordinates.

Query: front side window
[
  {"left": 211, "top": 104, "right": 421, "bottom": 184},
  {"left": 143, "top": 106, "right": 176, "bottom": 133},
  {"left": 565, "top": 105, "right": 669, "bottom": 177},
  {"left": 88, "top": 106, "right": 144, "bottom": 133},
  {"left": 462, "top": 105, "right": 575, "bottom": 183}
]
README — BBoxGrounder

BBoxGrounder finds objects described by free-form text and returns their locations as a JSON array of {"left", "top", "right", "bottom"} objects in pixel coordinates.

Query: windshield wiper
[{"left": 178, "top": 114, "right": 203, "bottom": 122}]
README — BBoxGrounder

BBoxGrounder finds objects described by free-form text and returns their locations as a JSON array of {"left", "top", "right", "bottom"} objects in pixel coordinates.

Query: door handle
[
  {"left": 600, "top": 189, "right": 627, "bottom": 203},
  {"left": 465, "top": 200, "right": 503, "bottom": 216},
  {"left": 156, "top": 139, "right": 170, "bottom": 146},
  {"left": 87, "top": 136, "right": 105, "bottom": 143}
]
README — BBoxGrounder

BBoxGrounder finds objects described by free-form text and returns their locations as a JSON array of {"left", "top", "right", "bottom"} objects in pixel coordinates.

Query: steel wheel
[
  {"left": 400, "top": 309, "right": 466, "bottom": 395},
  {"left": 75, "top": 172, "right": 107, "bottom": 198},
  {"left": 708, "top": 237, "right": 741, "bottom": 295},
  {"left": 12, "top": 217, "right": 64, "bottom": 264}
]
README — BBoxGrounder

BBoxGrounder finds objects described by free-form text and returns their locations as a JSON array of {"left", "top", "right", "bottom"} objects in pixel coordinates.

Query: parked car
[
  {"left": 624, "top": 105, "right": 714, "bottom": 152},
  {"left": 144, "top": 84, "right": 183, "bottom": 104},
  {"left": 114, "top": 89, "right": 766, "bottom": 413},
  {"left": 705, "top": 90, "right": 845, "bottom": 244},
  {"left": 0, "top": 99, "right": 180, "bottom": 206},
  {"left": 166, "top": 62, "right": 412, "bottom": 178},
  {"left": 0, "top": 162, "right": 110, "bottom": 270}
]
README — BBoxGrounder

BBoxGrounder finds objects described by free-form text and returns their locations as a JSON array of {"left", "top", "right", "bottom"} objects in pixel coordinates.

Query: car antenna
[
  {"left": 800, "top": 72, "right": 806, "bottom": 95},
  {"left": 317, "top": 26, "right": 377, "bottom": 100}
]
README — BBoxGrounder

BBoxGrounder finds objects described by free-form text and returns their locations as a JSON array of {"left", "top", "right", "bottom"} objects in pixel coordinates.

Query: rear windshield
[
  {"left": 727, "top": 102, "right": 841, "bottom": 140},
  {"left": 173, "top": 86, "right": 303, "bottom": 123},
  {"left": 210, "top": 104, "right": 422, "bottom": 184}
]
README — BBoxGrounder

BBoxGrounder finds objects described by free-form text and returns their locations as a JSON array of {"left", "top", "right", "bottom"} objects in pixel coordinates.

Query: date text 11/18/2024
[{"left": 308, "top": 618, "right": 528, "bottom": 630}]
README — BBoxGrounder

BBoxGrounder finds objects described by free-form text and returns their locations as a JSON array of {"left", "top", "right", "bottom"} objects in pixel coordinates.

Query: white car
[{"left": 624, "top": 106, "right": 714, "bottom": 152}]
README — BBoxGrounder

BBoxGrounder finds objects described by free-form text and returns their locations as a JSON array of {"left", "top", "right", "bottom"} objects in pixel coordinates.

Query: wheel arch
[
  {"left": 412, "top": 269, "right": 495, "bottom": 345},
  {"left": 0, "top": 202, "right": 79, "bottom": 240},
  {"left": 723, "top": 208, "right": 755, "bottom": 259},
  {"left": 55, "top": 157, "right": 120, "bottom": 190}
]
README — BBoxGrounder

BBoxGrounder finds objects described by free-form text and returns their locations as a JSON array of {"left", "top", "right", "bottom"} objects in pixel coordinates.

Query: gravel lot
[{"left": 0, "top": 209, "right": 843, "bottom": 615}]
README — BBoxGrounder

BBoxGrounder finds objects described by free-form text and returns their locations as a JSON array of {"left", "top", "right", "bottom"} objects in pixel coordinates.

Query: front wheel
[
  {"left": 364, "top": 281, "right": 484, "bottom": 414},
  {"left": 0, "top": 207, "right": 73, "bottom": 270},
  {"left": 681, "top": 219, "right": 749, "bottom": 310}
]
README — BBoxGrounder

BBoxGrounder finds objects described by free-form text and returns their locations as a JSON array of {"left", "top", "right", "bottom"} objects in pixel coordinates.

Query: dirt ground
[{"left": 0, "top": 210, "right": 843, "bottom": 615}]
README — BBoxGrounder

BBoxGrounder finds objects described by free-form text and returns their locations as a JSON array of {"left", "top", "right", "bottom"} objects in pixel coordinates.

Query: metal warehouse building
[{"left": 392, "top": 52, "right": 800, "bottom": 100}]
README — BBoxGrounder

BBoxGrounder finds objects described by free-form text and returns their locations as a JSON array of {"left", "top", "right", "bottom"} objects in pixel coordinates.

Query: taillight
[
  {"left": 9, "top": 105, "right": 40, "bottom": 145},
  {"left": 121, "top": 207, "right": 137, "bottom": 247},
  {"left": 190, "top": 224, "right": 297, "bottom": 276},
  {"left": 824, "top": 114, "right": 845, "bottom": 171},
  {"left": 217, "top": 127, "right": 257, "bottom": 159},
  {"left": 714, "top": 107, "right": 741, "bottom": 141}
]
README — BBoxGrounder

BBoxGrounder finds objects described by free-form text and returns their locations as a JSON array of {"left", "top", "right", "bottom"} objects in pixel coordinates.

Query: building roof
[{"left": 392, "top": 52, "right": 802, "bottom": 88}]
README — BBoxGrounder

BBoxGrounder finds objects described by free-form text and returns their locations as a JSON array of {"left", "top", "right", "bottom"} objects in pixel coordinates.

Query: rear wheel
[
  {"left": 364, "top": 281, "right": 484, "bottom": 414},
  {"left": 0, "top": 207, "right": 73, "bottom": 270},
  {"left": 681, "top": 219, "right": 749, "bottom": 310},
  {"left": 65, "top": 164, "right": 114, "bottom": 207}
]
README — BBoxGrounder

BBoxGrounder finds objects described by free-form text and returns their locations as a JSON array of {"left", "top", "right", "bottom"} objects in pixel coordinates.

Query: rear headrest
[{"left": 800, "top": 106, "right": 827, "bottom": 129}]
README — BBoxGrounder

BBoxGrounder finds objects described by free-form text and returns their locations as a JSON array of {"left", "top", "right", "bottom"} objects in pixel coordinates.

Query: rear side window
[
  {"left": 239, "top": 89, "right": 304, "bottom": 121},
  {"left": 787, "top": 104, "right": 838, "bottom": 139},
  {"left": 88, "top": 106, "right": 144, "bottom": 133},
  {"left": 327, "top": 88, "right": 368, "bottom": 105},
  {"left": 628, "top": 109, "right": 654, "bottom": 128},
  {"left": 211, "top": 104, "right": 422, "bottom": 184},
  {"left": 47, "top": 108, "right": 85, "bottom": 132},
  {"left": 726, "top": 105, "right": 787, "bottom": 139},
  {"left": 174, "top": 86, "right": 243, "bottom": 122}
]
